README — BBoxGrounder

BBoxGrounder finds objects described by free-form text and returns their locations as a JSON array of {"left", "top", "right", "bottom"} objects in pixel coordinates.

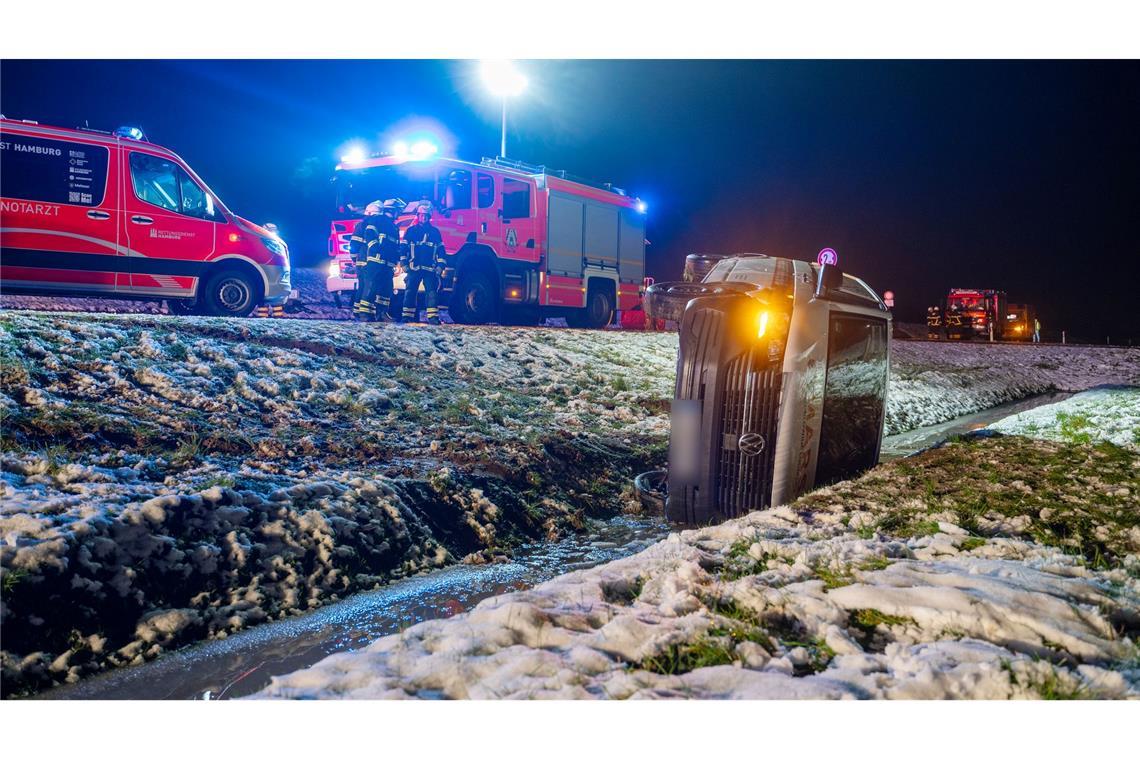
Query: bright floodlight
[
  {"left": 481, "top": 60, "right": 527, "bottom": 97},
  {"left": 391, "top": 140, "right": 409, "bottom": 157},
  {"left": 341, "top": 146, "right": 366, "bottom": 164}
]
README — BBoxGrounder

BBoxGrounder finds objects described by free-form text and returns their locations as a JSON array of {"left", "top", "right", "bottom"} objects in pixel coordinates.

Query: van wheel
[
  {"left": 200, "top": 268, "right": 259, "bottom": 318},
  {"left": 569, "top": 284, "right": 614, "bottom": 329},
  {"left": 451, "top": 269, "right": 497, "bottom": 324}
]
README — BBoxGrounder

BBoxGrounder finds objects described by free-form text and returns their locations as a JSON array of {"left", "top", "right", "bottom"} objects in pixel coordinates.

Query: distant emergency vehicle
[
  {"left": 0, "top": 118, "right": 291, "bottom": 317},
  {"left": 926, "top": 288, "right": 1035, "bottom": 341},
  {"left": 327, "top": 154, "right": 647, "bottom": 327}
]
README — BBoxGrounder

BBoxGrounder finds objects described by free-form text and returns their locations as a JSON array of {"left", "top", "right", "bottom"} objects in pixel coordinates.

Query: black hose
[{"left": 633, "top": 469, "right": 668, "bottom": 513}]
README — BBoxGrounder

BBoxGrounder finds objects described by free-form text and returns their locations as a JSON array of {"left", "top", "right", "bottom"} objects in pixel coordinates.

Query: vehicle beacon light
[
  {"left": 410, "top": 140, "right": 438, "bottom": 158},
  {"left": 341, "top": 146, "right": 367, "bottom": 165},
  {"left": 114, "top": 125, "right": 146, "bottom": 141},
  {"left": 635, "top": 199, "right": 648, "bottom": 214}
]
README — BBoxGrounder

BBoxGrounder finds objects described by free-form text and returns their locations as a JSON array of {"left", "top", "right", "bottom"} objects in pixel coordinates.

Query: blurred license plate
[{"left": 669, "top": 399, "right": 701, "bottom": 484}]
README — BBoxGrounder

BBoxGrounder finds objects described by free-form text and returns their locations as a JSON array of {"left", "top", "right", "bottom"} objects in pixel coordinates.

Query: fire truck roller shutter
[
  {"left": 584, "top": 204, "right": 619, "bottom": 269},
  {"left": 547, "top": 192, "right": 585, "bottom": 277},
  {"left": 618, "top": 208, "right": 645, "bottom": 282}
]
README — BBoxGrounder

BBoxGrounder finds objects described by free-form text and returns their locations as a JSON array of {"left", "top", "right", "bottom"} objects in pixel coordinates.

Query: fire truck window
[
  {"left": 477, "top": 174, "right": 494, "bottom": 209},
  {"left": 443, "top": 170, "right": 471, "bottom": 210},
  {"left": 0, "top": 134, "right": 108, "bottom": 207},
  {"left": 177, "top": 170, "right": 220, "bottom": 220},
  {"left": 815, "top": 316, "right": 889, "bottom": 487},
  {"left": 502, "top": 178, "right": 530, "bottom": 219},
  {"left": 129, "top": 153, "right": 180, "bottom": 212}
]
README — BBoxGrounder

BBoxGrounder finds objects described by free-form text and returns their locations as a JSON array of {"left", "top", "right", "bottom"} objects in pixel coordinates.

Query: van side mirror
[{"left": 815, "top": 264, "right": 844, "bottom": 299}]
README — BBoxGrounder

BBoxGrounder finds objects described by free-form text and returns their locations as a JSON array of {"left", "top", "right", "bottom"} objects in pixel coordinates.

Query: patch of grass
[
  {"left": 1056, "top": 412, "right": 1092, "bottom": 445},
  {"left": 811, "top": 560, "right": 855, "bottom": 590},
  {"left": 640, "top": 637, "right": 736, "bottom": 676},
  {"left": 856, "top": 555, "right": 893, "bottom": 571},
  {"left": 171, "top": 434, "right": 203, "bottom": 467},
  {"left": 2, "top": 568, "right": 29, "bottom": 593},
  {"left": 850, "top": 609, "right": 916, "bottom": 634},
  {"left": 198, "top": 474, "right": 236, "bottom": 490},
  {"left": 717, "top": 535, "right": 775, "bottom": 581},
  {"left": 610, "top": 376, "right": 631, "bottom": 392},
  {"left": 959, "top": 537, "right": 987, "bottom": 552}
]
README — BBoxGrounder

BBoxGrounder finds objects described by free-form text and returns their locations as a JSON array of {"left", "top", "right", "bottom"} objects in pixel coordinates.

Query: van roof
[{"left": 0, "top": 118, "right": 180, "bottom": 161}]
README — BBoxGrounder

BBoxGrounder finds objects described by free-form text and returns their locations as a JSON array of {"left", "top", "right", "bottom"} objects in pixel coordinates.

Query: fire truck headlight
[{"left": 328, "top": 261, "right": 340, "bottom": 278}]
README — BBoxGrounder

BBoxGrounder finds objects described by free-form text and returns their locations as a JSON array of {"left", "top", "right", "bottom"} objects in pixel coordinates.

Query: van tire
[
  {"left": 569, "top": 283, "right": 614, "bottom": 329},
  {"left": 200, "top": 268, "right": 260, "bottom": 318},
  {"left": 450, "top": 269, "right": 497, "bottom": 324}
]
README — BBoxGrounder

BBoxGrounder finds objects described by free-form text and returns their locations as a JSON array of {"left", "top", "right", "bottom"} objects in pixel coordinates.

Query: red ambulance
[
  {"left": 1, "top": 118, "right": 291, "bottom": 317},
  {"left": 329, "top": 153, "right": 647, "bottom": 327}
]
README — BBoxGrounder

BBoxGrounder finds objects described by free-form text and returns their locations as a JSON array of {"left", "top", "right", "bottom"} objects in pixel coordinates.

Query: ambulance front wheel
[{"left": 200, "top": 267, "right": 260, "bottom": 318}]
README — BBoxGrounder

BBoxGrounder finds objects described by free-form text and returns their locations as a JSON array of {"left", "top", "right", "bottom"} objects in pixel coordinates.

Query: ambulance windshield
[{"left": 335, "top": 164, "right": 437, "bottom": 214}]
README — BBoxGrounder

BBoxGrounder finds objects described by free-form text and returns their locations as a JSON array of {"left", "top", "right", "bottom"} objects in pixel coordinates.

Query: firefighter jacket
[
  {"left": 349, "top": 215, "right": 401, "bottom": 266},
  {"left": 402, "top": 222, "right": 445, "bottom": 271}
]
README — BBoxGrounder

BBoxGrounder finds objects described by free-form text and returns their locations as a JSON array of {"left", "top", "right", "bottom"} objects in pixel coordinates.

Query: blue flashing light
[
  {"left": 410, "top": 140, "right": 438, "bottom": 158},
  {"left": 635, "top": 199, "right": 648, "bottom": 214},
  {"left": 391, "top": 140, "right": 409, "bottom": 157},
  {"left": 114, "top": 125, "right": 146, "bottom": 141},
  {"left": 340, "top": 147, "right": 366, "bottom": 165}
]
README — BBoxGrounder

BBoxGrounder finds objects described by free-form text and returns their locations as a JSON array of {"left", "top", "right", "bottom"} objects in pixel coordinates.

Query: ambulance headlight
[{"left": 261, "top": 236, "right": 288, "bottom": 257}]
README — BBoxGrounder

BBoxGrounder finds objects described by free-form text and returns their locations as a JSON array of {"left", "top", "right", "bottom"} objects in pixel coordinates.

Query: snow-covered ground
[
  {"left": 988, "top": 386, "right": 1140, "bottom": 449},
  {"left": 253, "top": 435, "right": 1139, "bottom": 699},
  {"left": 2, "top": 305, "right": 1138, "bottom": 696}
]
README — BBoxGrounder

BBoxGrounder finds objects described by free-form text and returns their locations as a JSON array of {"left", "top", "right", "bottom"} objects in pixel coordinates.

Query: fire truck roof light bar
[{"left": 479, "top": 157, "right": 631, "bottom": 198}]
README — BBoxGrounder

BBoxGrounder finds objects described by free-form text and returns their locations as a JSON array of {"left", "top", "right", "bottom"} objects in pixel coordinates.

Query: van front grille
[{"left": 716, "top": 353, "right": 782, "bottom": 518}]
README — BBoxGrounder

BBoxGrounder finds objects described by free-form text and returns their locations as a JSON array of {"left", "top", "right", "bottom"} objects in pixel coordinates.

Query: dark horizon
[{"left": 2, "top": 59, "right": 1137, "bottom": 342}]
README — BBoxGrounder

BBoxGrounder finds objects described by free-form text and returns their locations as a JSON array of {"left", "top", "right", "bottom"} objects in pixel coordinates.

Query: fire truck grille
[{"left": 716, "top": 351, "right": 782, "bottom": 519}]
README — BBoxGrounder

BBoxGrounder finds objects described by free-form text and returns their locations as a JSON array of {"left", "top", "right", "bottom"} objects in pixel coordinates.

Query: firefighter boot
[
  {"left": 425, "top": 306, "right": 441, "bottom": 325},
  {"left": 354, "top": 299, "right": 374, "bottom": 322},
  {"left": 373, "top": 296, "right": 394, "bottom": 323}
]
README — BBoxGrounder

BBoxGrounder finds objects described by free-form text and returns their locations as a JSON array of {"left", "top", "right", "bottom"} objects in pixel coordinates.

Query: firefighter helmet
[
  {"left": 381, "top": 198, "right": 405, "bottom": 215},
  {"left": 416, "top": 202, "right": 433, "bottom": 220},
  {"left": 364, "top": 200, "right": 383, "bottom": 215}
]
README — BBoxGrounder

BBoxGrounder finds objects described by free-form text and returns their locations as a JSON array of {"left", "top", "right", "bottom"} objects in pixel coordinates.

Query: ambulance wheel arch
[
  {"left": 196, "top": 259, "right": 264, "bottom": 317},
  {"left": 450, "top": 244, "right": 500, "bottom": 324},
  {"left": 569, "top": 275, "right": 617, "bottom": 329}
]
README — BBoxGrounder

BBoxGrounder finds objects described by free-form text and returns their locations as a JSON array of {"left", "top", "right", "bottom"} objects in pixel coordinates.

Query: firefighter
[
  {"left": 400, "top": 202, "right": 446, "bottom": 324},
  {"left": 349, "top": 199, "right": 402, "bottom": 322}
]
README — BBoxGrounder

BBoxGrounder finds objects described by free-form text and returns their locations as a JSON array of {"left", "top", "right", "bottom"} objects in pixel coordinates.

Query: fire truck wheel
[
  {"left": 200, "top": 268, "right": 260, "bottom": 318},
  {"left": 571, "top": 285, "right": 614, "bottom": 329},
  {"left": 451, "top": 269, "right": 497, "bottom": 324}
]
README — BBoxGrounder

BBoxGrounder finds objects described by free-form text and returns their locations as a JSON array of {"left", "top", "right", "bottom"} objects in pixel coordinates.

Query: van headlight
[{"left": 261, "top": 236, "right": 288, "bottom": 257}]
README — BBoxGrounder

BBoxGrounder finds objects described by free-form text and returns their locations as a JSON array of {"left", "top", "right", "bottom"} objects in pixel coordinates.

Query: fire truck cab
[
  {"left": 329, "top": 154, "right": 647, "bottom": 327},
  {"left": 1, "top": 118, "right": 291, "bottom": 317},
  {"left": 941, "top": 288, "right": 1008, "bottom": 340}
]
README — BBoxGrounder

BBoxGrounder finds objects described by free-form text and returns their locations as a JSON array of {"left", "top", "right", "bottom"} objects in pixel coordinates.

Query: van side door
[
  {"left": 121, "top": 150, "right": 217, "bottom": 297},
  {"left": 0, "top": 130, "right": 121, "bottom": 294}
]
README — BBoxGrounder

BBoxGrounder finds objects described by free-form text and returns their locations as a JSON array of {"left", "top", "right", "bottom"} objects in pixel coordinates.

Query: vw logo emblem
[{"left": 738, "top": 432, "right": 766, "bottom": 457}]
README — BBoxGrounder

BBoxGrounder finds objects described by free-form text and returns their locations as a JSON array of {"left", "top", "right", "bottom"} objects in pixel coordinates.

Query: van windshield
[{"left": 335, "top": 164, "right": 438, "bottom": 215}]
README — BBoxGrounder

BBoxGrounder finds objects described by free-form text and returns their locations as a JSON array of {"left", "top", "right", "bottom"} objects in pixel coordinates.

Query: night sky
[{"left": 3, "top": 60, "right": 1137, "bottom": 341}]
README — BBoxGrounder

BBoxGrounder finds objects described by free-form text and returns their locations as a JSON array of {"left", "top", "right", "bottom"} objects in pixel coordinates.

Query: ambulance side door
[{"left": 120, "top": 150, "right": 216, "bottom": 296}]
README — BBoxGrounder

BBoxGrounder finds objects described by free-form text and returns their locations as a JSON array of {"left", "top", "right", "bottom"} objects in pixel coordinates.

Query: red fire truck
[
  {"left": 1, "top": 118, "right": 291, "bottom": 317},
  {"left": 940, "top": 288, "right": 1008, "bottom": 340},
  {"left": 327, "top": 154, "right": 647, "bottom": 327}
]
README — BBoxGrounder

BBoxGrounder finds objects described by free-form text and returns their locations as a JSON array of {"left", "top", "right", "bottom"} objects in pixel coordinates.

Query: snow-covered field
[
  {"left": 989, "top": 386, "right": 1140, "bottom": 449},
  {"left": 1, "top": 305, "right": 1138, "bottom": 696},
  {"left": 254, "top": 435, "right": 1139, "bottom": 699}
]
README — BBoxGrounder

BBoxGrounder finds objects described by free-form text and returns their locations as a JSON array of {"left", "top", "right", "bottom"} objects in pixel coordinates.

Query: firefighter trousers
[
  {"left": 354, "top": 261, "right": 394, "bottom": 318},
  {"left": 402, "top": 268, "right": 440, "bottom": 322}
]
